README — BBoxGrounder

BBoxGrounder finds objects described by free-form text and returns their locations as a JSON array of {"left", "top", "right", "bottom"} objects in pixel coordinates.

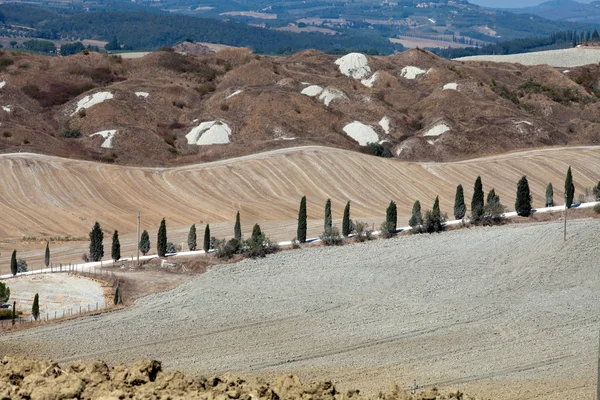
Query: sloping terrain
[
  {"left": 456, "top": 47, "right": 600, "bottom": 67},
  {"left": 2, "top": 220, "right": 599, "bottom": 399},
  {"left": 0, "top": 145, "right": 599, "bottom": 272},
  {"left": 0, "top": 47, "right": 599, "bottom": 166}
]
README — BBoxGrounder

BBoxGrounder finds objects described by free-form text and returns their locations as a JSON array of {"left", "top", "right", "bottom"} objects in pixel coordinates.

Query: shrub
[
  {"left": 380, "top": 221, "right": 396, "bottom": 239},
  {"left": 166, "top": 241, "right": 177, "bottom": 254},
  {"left": 23, "top": 82, "right": 94, "bottom": 108},
  {"left": 354, "top": 221, "right": 373, "bottom": 242},
  {"left": 593, "top": 204, "right": 600, "bottom": 214},
  {"left": 220, "top": 103, "right": 229, "bottom": 111},
  {"left": 16, "top": 258, "right": 27, "bottom": 273},
  {"left": 361, "top": 143, "right": 393, "bottom": 158},
  {"left": 320, "top": 226, "right": 343, "bottom": 246},
  {"left": 215, "top": 238, "right": 241, "bottom": 259},
  {"left": 483, "top": 201, "right": 507, "bottom": 225},
  {"left": 0, "top": 282, "right": 9, "bottom": 303}
]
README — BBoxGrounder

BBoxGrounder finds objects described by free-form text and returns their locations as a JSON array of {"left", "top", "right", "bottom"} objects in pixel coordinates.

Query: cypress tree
[
  {"left": 515, "top": 175, "right": 532, "bottom": 217},
  {"left": 595, "top": 181, "right": 600, "bottom": 201},
  {"left": 188, "top": 224, "right": 197, "bottom": 251},
  {"left": 409, "top": 200, "right": 423, "bottom": 229},
  {"left": 114, "top": 286, "right": 120, "bottom": 305},
  {"left": 297, "top": 196, "right": 307, "bottom": 243},
  {"left": 565, "top": 166, "right": 575, "bottom": 208},
  {"left": 203, "top": 224, "right": 211, "bottom": 252},
  {"left": 139, "top": 230, "right": 150, "bottom": 255},
  {"left": 11, "top": 301, "right": 15, "bottom": 326},
  {"left": 234, "top": 211, "right": 242, "bottom": 240},
  {"left": 157, "top": 218, "right": 167, "bottom": 257},
  {"left": 486, "top": 189, "right": 499, "bottom": 205},
  {"left": 342, "top": 201, "right": 351, "bottom": 237},
  {"left": 545, "top": 183, "right": 554, "bottom": 207},
  {"left": 454, "top": 184, "right": 466, "bottom": 220},
  {"left": 471, "top": 176, "right": 484, "bottom": 221},
  {"left": 429, "top": 196, "right": 444, "bottom": 232},
  {"left": 251, "top": 223, "right": 262, "bottom": 241},
  {"left": 89, "top": 222, "right": 104, "bottom": 262},
  {"left": 44, "top": 242, "right": 50, "bottom": 268},
  {"left": 32, "top": 293, "right": 39, "bottom": 321},
  {"left": 111, "top": 230, "right": 121, "bottom": 261},
  {"left": 386, "top": 201, "right": 397, "bottom": 231},
  {"left": 10, "top": 250, "right": 17, "bottom": 276},
  {"left": 324, "top": 199, "right": 332, "bottom": 231}
]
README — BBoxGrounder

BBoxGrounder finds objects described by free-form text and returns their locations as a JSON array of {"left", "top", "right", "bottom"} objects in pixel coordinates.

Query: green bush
[
  {"left": 379, "top": 221, "right": 396, "bottom": 239},
  {"left": 320, "top": 226, "right": 343, "bottom": 246},
  {"left": 0, "top": 309, "right": 21, "bottom": 320}
]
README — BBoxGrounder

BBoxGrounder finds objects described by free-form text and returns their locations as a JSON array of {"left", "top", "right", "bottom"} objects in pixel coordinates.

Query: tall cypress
[
  {"left": 515, "top": 176, "right": 532, "bottom": 217},
  {"left": 10, "top": 250, "right": 17, "bottom": 276},
  {"left": 111, "top": 230, "right": 121, "bottom": 261},
  {"left": 203, "top": 224, "right": 211, "bottom": 252},
  {"left": 324, "top": 199, "right": 332, "bottom": 231},
  {"left": 297, "top": 196, "right": 307, "bottom": 243},
  {"left": 11, "top": 301, "right": 15, "bottom": 326},
  {"left": 44, "top": 242, "right": 50, "bottom": 268},
  {"left": 89, "top": 222, "right": 104, "bottom": 262},
  {"left": 251, "top": 223, "right": 262, "bottom": 241},
  {"left": 545, "top": 183, "right": 554, "bottom": 207},
  {"left": 471, "top": 176, "right": 484, "bottom": 221},
  {"left": 565, "top": 166, "right": 575, "bottom": 208},
  {"left": 454, "top": 184, "right": 466, "bottom": 220},
  {"left": 188, "top": 224, "right": 197, "bottom": 251},
  {"left": 32, "top": 293, "right": 39, "bottom": 321},
  {"left": 342, "top": 201, "right": 351, "bottom": 237},
  {"left": 139, "top": 230, "right": 150, "bottom": 255},
  {"left": 409, "top": 200, "right": 423, "bottom": 228},
  {"left": 157, "top": 218, "right": 167, "bottom": 257},
  {"left": 386, "top": 201, "right": 397, "bottom": 231},
  {"left": 234, "top": 211, "right": 242, "bottom": 240}
]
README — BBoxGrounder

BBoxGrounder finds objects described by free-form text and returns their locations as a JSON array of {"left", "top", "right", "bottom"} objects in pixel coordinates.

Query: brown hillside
[{"left": 0, "top": 48, "right": 598, "bottom": 166}]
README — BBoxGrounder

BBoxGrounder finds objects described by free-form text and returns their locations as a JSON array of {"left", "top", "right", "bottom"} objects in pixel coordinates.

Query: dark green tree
[
  {"left": 44, "top": 242, "right": 50, "bottom": 268},
  {"left": 11, "top": 301, "right": 15, "bottom": 326},
  {"left": 105, "top": 36, "right": 120, "bottom": 50},
  {"left": 234, "top": 211, "right": 242, "bottom": 240},
  {"left": 595, "top": 181, "right": 600, "bottom": 201},
  {"left": 10, "top": 250, "right": 17, "bottom": 276},
  {"left": 89, "top": 222, "right": 104, "bottom": 262},
  {"left": 487, "top": 189, "right": 499, "bottom": 205},
  {"left": 545, "top": 183, "right": 554, "bottom": 207},
  {"left": 157, "top": 218, "right": 167, "bottom": 257},
  {"left": 454, "top": 184, "right": 466, "bottom": 220},
  {"left": 203, "top": 224, "right": 211, "bottom": 252},
  {"left": 0, "top": 282, "right": 9, "bottom": 303},
  {"left": 297, "top": 196, "right": 307, "bottom": 243},
  {"left": 515, "top": 176, "right": 532, "bottom": 217},
  {"left": 386, "top": 201, "right": 397, "bottom": 231},
  {"left": 409, "top": 200, "right": 423, "bottom": 229},
  {"left": 324, "top": 199, "right": 332, "bottom": 231},
  {"left": 111, "top": 230, "right": 121, "bottom": 261},
  {"left": 188, "top": 224, "right": 197, "bottom": 251},
  {"left": 342, "top": 201, "right": 351, "bottom": 237},
  {"left": 251, "top": 223, "right": 262, "bottom": 242},
  {"left": 114, "top": 285, "right": 120, "bottom": 305},
  {"left": 32, "top": 293, "right": 39, "bottom": 321},
  {"left": 565, "top": 166, "right": 575, "bottom": 208},
  {"left": 139, "top": 230, "right": 150, "bottom": 255},
  {"left": 426, "top": 196, "right": 444, "bottom": 233},
  {"left": 471, "top": 176, "right": 484, "bottom": 221}
]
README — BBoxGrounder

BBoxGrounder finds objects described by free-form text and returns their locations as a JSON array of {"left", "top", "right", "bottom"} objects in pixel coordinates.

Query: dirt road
[{"left": 1, "top": 220, "right": 599, "bottom": 399}]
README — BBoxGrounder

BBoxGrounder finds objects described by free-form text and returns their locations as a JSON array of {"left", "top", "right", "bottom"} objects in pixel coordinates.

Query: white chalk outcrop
[
  {"left": 423, "top": 123, "right": 450, "bottom": 137},
  {"left": 0, "top": 81, "right": 6, "bottom": 89},
  {"left": 343, "top": 122, "right": 379, "bottom": 146},
  {"left": 2, "top": 105, "right": 11, "bottom": 113},
  {"left": 226, "top": 90, "right": 243, "bottom": 99},
  {"left": 71, "top": 92, "right": 114, "bottom": 116},
  {"left": 319, "top": 88, "right": 347, "bottom": 106},
  {"left": 335, "top": 53, "right": 371, "bottom": 79},
  {"left": 91, "top": 130, "right": 117, "bottom": 148},
  {"left": 401, "top": 66, "right": 427, "bottom": 80},
  {"left": 135, "top": 92, "right": 149, "bottom": 98},
  {"left": 301, "top": 85, "right": 324, "bottom": 97},
  {"left": 379, "top": 116, "right": 391, "bottom": 134},
  {"left": 443, "top": 83, "right": 458, "bottom": 90},
  {"left": 361, "top": 71, "right": 380, "bottom": 88},
  {"left": 186, "top": 121, "right": 232, "bottom": 145}
]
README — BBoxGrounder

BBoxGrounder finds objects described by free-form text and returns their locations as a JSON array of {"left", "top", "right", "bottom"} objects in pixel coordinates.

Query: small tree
[
  {"left": 454, "top": 184, "right": 466, "bottom": 220},
  {"left": 251, "top": 223, "right": 262, "bottom": 242},
  {"left": 44, "top": 242, "right": 50, "bottom": 268},
  {"left": 11, "top": 301, "right": 15, "bottom": 326},
  {"left": 487, "top": 189, "right": 499, "bottom": 205},
  {"left": 297, "top": 196, "right": 307, "bottom": 243},
  {"left": 515, "top": 176, "right": 532, "bottom": 217},
  {"left": 324, "top": 199, "right": 332, "bottom": 231},
  {"left": 594, "top": 181, "right": 600, "bottom": 201},
  {"left": 139, "top": 230, "right": 150, "bottom": 256},
  {"left": 424, "top": 196, "right": 444, "bottom": 233},
  {"left": 157, "top": 218, "right": 167, "bottom": 257},
  {"left": 342, "top": 201, "right": 351, "bottom": 237},
  {"left": 0, "top": 282, "right": 9, "bottom": 303},
  {"left": 234, "top": 211, "right": 242, "bottom": 240},
  {"left": 32, "top": 293, "right": 39, "bottom": 321},
  {"left": 203, "top": 224, "right": 211, "bottom": 252},
  {"left": 114, "top": 285, "right": 120, "bottom": 305},
  {"left": 409, "top": 200, "right": 423, "bottom": 231},
  {"left": 471, "top": 176, "right": 484, "bottom": 221},
  {"left": 17, "top": 259, "right": 27, "bottom": 273},
  {"left": 565, "top": 166, "right": 575, "bottom": 208},
  {"left": 386, "top": 200, "right": 397, "bottom": 231},
  {"left": 10, "top": 250, "right": 17, "bottom": 276},
  {"left": 188, "top": 224, "right": 197, "bottom": 251},
  {"left": 89, "top": 222, "right": 104, "bottom": 262},
  {"left": 111, "top": 230, "right": 120, "bottom": 261},
  {"left": 545, "top": 183, "right": 554, "bottom": 207}
]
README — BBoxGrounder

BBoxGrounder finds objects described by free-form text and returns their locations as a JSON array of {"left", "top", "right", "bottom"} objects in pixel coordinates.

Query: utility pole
[{"left": 137, "top": 211, "right": 140, "bottom": 263}]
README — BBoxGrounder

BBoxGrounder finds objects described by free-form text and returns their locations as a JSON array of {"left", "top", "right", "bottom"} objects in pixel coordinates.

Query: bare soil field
[
  {"left": 0, "top": 220, "right": 598, "bottom": 399},
  {"left": 0, "top": 145, "right": 600, "bottom": 275},
  {"left": 390, "top": 37, "right": 471, "bottom": 49},
  {"left": 456, "top": 47, "right": 600, "bottom": 67}
]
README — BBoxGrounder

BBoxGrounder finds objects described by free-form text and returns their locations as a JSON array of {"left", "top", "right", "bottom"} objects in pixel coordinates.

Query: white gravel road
[{"left": 1, "top": 220, "right": 599, "bottom": 399}]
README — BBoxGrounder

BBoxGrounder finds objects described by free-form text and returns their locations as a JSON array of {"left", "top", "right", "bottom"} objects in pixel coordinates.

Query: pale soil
[
  {"left": 0, "top": 145, "right": 600, "bottom": 274},
  {"left": 455, "top": 47, "right": 600, "bottom": 67},
  {"left": 1, "top": 220, "right": 599, "bottom": 399},
  {"left": 390, "top": 37, "right": 472, "bottom": 49}
]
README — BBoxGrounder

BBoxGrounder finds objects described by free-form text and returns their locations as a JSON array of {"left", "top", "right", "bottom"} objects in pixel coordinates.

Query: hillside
[
  {"left": 507, "top": 0, "right": 600, "bottom": 23},
  {"left": 0, "top": 47, "right": 599, "bottom": 167}
]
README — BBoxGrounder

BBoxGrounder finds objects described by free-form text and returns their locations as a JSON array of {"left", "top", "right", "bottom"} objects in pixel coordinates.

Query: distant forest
[
  {"left": 435, "top": 29, "right": 599, "bottom": 59},
  {"left": 0, "top": 4, "right": 400, "bottom": 55}
]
